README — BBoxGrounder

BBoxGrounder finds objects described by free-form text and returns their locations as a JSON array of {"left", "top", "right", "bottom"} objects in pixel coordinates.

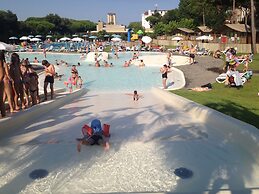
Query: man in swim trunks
[
  {"left": 42, "top": 60, "right": 55, "bottom": 101},
  {"left": 76, "top": 119, "right": 110, "bottom": 152},
  {"left": 189, "top": 44, "right": 196, "bottom": 64}
]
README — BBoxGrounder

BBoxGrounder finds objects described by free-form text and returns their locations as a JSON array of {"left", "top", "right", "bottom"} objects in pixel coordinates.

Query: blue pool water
[{"left": 18, "top": 52, "right": 162, "bottom": 93}]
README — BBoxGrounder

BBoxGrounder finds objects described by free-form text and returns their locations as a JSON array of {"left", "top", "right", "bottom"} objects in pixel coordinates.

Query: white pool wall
[
  {"left": 152, "top": 87, "right": 259, "bottom": 156},
  {"left": 0, "top": 88, "right": 87, "bottom": 138}
]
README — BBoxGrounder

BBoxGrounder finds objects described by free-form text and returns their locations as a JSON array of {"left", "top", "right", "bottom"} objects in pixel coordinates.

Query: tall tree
[
  {"left": 128, "top": 22, "right": 145, "bottom": 34},
  {"left": 0, "top": 10, "right": 19, "bottom": 41},
  {"left": 146, "top": 12, "right": 162, "bottom": 28},
  {"left": 161, "top": 9, "right": 181, "bottom": 24},
  {"left": 69, "top": 20, "right": 96, "bottom": 34},
  {"left": 25, "top": 20, "right": 55, "bottom": 35},
  {"left": 251, "top": 0, "right": 257, "bottom": 53},
  {"left": 178, "top": 0, "right": 227, "bottom": 32}
]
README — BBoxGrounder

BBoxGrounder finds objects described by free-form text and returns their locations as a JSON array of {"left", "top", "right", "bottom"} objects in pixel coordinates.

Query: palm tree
[{"left": 251, "top": 0, "right": 257, "bottom": 53}]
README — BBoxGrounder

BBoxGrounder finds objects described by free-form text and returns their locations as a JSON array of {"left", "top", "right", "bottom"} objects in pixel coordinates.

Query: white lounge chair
[
  {"left": 237, "top": 53, "right": 254, "bottom": 64},
  {"left": 216, "top": 72, "right": 247, "bottom": 85}
]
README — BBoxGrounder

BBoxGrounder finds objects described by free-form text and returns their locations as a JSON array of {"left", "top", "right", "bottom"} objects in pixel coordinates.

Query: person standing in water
[
  {"left": 160, "top": 64, "right": 170, "bottom": 89},
  {"left": 42, "top": 60, "right": 55, "bottom": 101}
]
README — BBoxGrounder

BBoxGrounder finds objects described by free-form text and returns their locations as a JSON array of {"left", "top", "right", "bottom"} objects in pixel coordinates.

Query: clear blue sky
[{"left": 0, "top": 0, "right": 179, "bottom": 25}]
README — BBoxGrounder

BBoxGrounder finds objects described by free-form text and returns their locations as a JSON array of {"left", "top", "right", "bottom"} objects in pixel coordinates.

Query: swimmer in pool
[{"left": 125, "top": 90, "right": 143, "bottom": 101}]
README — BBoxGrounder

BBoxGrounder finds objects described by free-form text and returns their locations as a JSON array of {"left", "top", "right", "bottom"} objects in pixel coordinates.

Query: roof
[
  {"left": 177, "top": 28, "right": 195, "bottom": 33},
  {"left": 225, "top": 24, "right": 250, "bottom": 32},
  {"left": 197, "top": 26, "right": 212, "bottom": 33}
]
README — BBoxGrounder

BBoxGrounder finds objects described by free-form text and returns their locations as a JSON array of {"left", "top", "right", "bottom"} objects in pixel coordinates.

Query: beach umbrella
[
  {"left": 111, "top": 37, "right": 122, "bottom": 42},
  {"left": 82, "top": 34, "right": 88, "bottom": 38},
  {"left": 89, "top": 35, "right": 97, "bottom": 39},
  {"left": 30, "top": 37, "right": 41, "bottom": 42},
  {"left": 141, "top": 36, "right": 152, "bottom": 44},
  {"left": 111, "top": 34, "right": 121, "bottom": 38},
  {"left": 104, "top": 34, "right": 110, "bottom": 38},
  {"left": 35, "top": 35, "right": 42, "bottom": 38},
  {"left": 59, "top": 37, "right": 71, "bottom": 41},
  {"left": 72, "top": 34, "right": 78, "bottom": 37},
  {"left": 72, "top": 37, "right": 84, "bottom": 42},
  {"left": 172, "top": 36, "right": 183, "bottom": 41},
  {"left": 9, "top": 36, "right": 18, "bottom": 40},
  {"left": 46, "top": 35, "right": 52, "bottom": 38},
  {"left": 20, "top": 36, "right": 30, "bottom": 41},
  {"left": 28, "top": 35, "right": 34, "bottom": 38},
  {"left": 196, "top": 35, "right": 213, "bottom": 41},
  {"left": 0, "top": 41, "right": 15, "bottom": 51}
]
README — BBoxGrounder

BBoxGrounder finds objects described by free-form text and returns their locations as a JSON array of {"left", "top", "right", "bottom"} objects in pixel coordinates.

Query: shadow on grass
[{"left": 204, "top": 100, "right": 259, "bottom": 129}]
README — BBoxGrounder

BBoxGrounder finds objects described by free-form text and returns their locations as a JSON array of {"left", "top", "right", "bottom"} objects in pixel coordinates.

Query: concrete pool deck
[{"left": 0, "top": 87, "right": 259, "bottom": 194}]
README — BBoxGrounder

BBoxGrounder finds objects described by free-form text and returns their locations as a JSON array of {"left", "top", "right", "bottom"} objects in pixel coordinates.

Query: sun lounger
[
  {"left": 216, "top": 72, "right": 249, "bottom": 85},
  {"left": 237, "top": 53, "right": 254, "bottom": 64},
  {"left": 216, "top": 73, "right": 228, "bottom": 83}
]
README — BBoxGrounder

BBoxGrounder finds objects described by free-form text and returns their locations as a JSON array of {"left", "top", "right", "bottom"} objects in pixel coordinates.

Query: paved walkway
[{"left": 176, "top": 55, "right": 224, "bottom": 88}]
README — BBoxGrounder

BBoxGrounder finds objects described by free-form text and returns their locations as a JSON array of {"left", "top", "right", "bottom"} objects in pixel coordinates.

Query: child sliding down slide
[{"left": 76, "top": 119, "right": 110, "bottom": 152}]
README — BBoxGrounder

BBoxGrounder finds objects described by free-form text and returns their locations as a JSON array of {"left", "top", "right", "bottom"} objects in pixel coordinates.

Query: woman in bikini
[
  {"left": 160, "top": 64, "right": 169, "bottom": 89},
  {"left": 71, "top": 65, "right": 79, "bottom": 87},
  {"left": 9, "top": 53, "right": 26, "bottom": 110},
  {"left": 0, "top": 51, "right": 6, "bottom": 117},
  {"left": 3, "top": 62, "right": 15, "bottom": 113}
]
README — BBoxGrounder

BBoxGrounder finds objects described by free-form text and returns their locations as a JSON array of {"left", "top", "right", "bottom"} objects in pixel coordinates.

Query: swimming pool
[{"left": 18, "top": 52, "right": 164, "bottom": 93}]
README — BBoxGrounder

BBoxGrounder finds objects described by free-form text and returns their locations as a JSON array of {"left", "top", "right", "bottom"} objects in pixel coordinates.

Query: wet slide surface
[{"left": 0, "top": 91, "right": 259, "bottom": 194}]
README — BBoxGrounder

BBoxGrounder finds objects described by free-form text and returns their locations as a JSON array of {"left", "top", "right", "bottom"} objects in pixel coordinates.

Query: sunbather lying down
[
  {"left": 189, "top": 83, "right": 212, "bottom": 92},
  {"left": 76, "top": 119, "right": 110, "bottom": 152},
  {"left": 190, "top": 87, "right": 212, "bottom": 92}
]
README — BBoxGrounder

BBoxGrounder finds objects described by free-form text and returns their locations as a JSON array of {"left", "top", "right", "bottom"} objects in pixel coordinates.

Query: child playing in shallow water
[
  {"left": 64, "top": 77, "right": 75, "bottom": 92},
  {"left": 125, "top": 90, "right": 143, "bottom": 101},
  {"left": 77, "top": 76, "right": 83, "bottom": 88},
  {"left": 133, "top": 90, "right": 139, "bottom": 101}
]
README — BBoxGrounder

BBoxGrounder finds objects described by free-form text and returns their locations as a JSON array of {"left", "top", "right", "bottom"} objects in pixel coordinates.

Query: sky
[{"left": 0, "top": 0, "right": 180, "bottom": 25}]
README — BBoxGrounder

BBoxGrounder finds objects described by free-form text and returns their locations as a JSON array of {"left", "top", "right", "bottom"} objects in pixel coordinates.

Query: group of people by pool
[
  {"left": 0, "top": 51, "right": 42, "bottom": 117},
  {"left": 222, "top": 47, "right": 253, "bottom": 87},
  {"left": 0, "top": 48, "right": 177, "bottom": 118},
  {"left": 0, "top": 49, "right": 88, "bottom": 117},
  {"left": 93, "top": 52, "right": 145, "bottom": 68}
]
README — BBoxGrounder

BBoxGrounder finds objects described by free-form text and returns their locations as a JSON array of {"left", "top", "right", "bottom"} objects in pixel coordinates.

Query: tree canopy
[
  {"left": 146, "top": 0, "right": 258, "bottom": 36},
  {"left": 0, "top": 11, "right": 96, "bottom": 41},
  {"left": 0, "top": 10, "right": 19, "bottom": 41},
  {"left": 128, "top": 22, "right": 145, "bottom": 34}
]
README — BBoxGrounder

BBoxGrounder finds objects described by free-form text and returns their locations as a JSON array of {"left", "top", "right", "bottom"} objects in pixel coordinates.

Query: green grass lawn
[
  {"left": 172, "top": 54, "right": 259, "bottom": 129},
  {"left": 247, "top": 53, "right": 259, "bottom": 71}
]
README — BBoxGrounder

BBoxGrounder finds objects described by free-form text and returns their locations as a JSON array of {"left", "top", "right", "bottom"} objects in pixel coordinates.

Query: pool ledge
[{"left": 0, "top": 88, "right": 87, "bottom": 138}]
